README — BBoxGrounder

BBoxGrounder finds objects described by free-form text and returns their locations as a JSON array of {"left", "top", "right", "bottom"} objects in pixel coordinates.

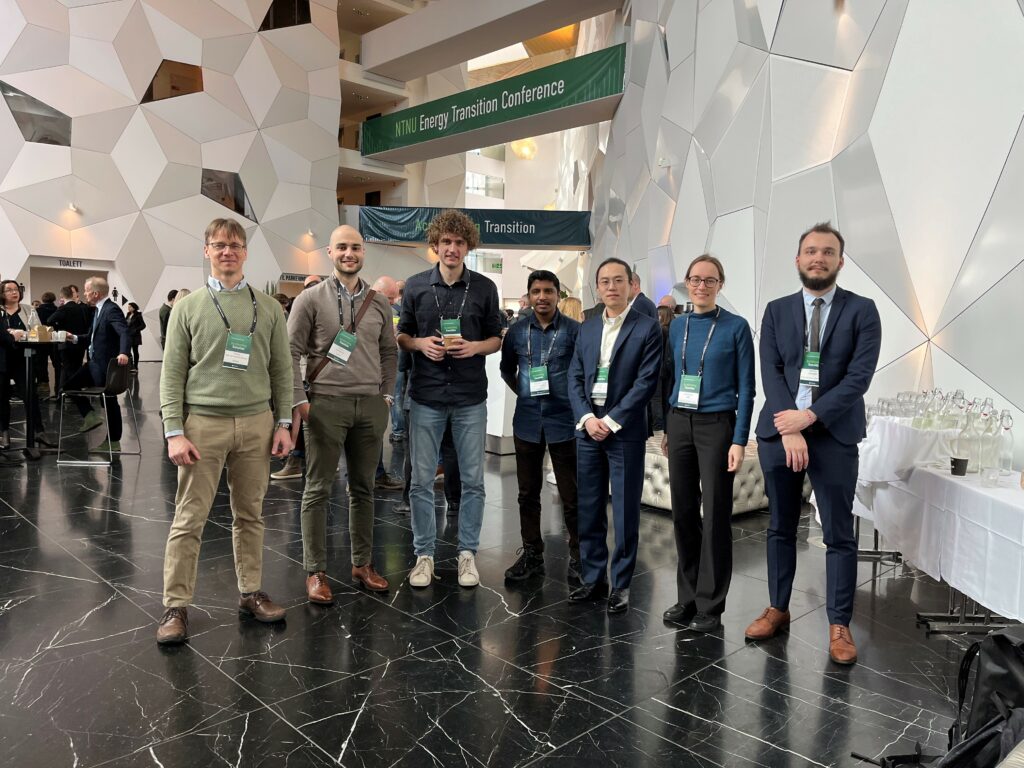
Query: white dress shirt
[{"left": 576, "top": 305, "right": 630, "bottom": 433}]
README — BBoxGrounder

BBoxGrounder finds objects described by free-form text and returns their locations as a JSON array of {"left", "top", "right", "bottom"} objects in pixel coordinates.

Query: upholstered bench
[{"left": 641, "top": 434, "right": 811, "bottom": 513}]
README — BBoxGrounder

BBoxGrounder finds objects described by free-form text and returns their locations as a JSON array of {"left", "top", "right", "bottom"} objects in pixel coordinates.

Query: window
[
  {"left": 201, "top": 169, "right": 256, "bottom": 222},
  {"left": 465, "top": 172, "right": 505, "bottom": 199},
  {"left": 259, "top": 0, "right": 311, "bottom": 31},
  {"left": 142, "top": 61, "right": 203, "bottom": 103},
  {"left": 0, "top": 81, "right": 70, "bottom": 146}
]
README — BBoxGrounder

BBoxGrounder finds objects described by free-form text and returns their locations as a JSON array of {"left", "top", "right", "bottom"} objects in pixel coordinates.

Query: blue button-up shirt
[
  {"left": 796, "top": 286, "right": 836, "bottom": 410},
  {"left": 499, "top": 310, "right": 580, "bottom": 443}
]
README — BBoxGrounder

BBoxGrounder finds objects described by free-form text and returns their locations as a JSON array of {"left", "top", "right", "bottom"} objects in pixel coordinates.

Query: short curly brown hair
[{"left": 426, "top": 209, "right": 479, "bottom": 252}]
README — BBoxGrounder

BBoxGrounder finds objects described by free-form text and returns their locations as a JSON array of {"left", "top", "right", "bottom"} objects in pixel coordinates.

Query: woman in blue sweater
[{"left": 661, "top": 255, "right": 755, "bottom": 632}]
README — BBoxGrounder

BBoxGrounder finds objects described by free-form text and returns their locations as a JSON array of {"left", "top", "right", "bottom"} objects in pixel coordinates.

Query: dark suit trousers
[
  {"left": 65, "top": 361, "right": 122, "bottom": 442},
  {"left": 758, "top": 427, "right": 859, "bottom": 626},
  {"left": 667, "top": 410, "right": 736, "bottom": 615},
  {"left": 60, "top": 344, "right": 85, "bottom": 394},
  {"left": 513, "top": 434, "right": 578, "bottom": 553},
  {"left": 576, "top": 421, "right": 646, "bottom": 589}
]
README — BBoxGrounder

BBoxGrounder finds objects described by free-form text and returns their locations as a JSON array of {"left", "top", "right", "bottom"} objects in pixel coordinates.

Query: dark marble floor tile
[
  {"left": 531, "top": 715, "right": 723, "bottom": 767},
  {"left": 272, "top": 639, "right": 612, "bottom": 767},
  {"left": 97, "top": 708, "right": 337, "bottom": 768}
]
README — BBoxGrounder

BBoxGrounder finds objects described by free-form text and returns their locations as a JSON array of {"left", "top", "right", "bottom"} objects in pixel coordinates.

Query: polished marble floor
[{"left": 0, "top": 364, "right": 970, "bottom": 767}]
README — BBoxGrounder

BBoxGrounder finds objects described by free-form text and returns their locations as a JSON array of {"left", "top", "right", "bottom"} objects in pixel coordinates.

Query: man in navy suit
[
  {"left": 568, "top": 257, "right": 663, "bottom": 613},
  {"left": 628, "top": 272, "right": 658, "bottom": 320},
  {"left": 65, "top": 276, "right": 131, "bottom": 452},
  {"left": 744, "top": 223, "right": 881, "bottom": 666}
]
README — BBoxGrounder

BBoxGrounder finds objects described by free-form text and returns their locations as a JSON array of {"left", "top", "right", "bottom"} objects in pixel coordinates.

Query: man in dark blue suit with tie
[
  {"left": 568, "top": 257, "right": 663, "bottom": 614},
  {"left": 744, "top": 223, "right": 881, "bottom": 666},
  {"left": 65, "top": 276, "right": 131, "bottom": 452}
]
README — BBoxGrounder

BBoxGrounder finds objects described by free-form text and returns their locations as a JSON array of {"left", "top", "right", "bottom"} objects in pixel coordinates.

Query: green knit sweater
[{"left": 160, "top": 284, "right": 293, "bottom": 433}]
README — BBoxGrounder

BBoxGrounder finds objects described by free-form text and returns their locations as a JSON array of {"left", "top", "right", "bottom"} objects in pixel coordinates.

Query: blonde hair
[
  {"left": 204, "top": 218, "right": 247, "bottom": 246},
  {"left": 558, "top": 296, "right": 583, "bottom": 321}
]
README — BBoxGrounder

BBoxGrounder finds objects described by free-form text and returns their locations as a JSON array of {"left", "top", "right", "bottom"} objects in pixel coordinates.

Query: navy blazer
[
  {"left": 83, "top": 299, "right": 131, "bottom": 368},
  {"left": 755, "top": 286, "right": 881, "bottom": 446},
  {"left": 569, "top": 308, "right": 663, "bottom": 442},
  {"left": 631, "top": 292, "right": 658, "bottom": 320}
]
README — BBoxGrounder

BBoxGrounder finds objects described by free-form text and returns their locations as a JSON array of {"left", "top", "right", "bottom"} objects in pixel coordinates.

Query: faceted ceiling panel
[
  {"left": 937, "top": 115, "right": 1024, "bottom": 333},
  {"left": 693, "top": 0, "right": 740, "bottom": 122},
  {"left": 0, "top": 0, "right": 339, "bottom": 331},
  {"left": 709, "top": 206, "right": 755, "bottom": 321},
  {"left": 769, "top": 56, "right": 848, "bottom": 180},
  {"left": 770, "top": 0, "right": 885, "bottom": 70},
  {"left": 870, "top": 0, "right": 1024, "bottom": 334},
  {"left": 710, "top": 63, "right": 767, "bottom": 215}
]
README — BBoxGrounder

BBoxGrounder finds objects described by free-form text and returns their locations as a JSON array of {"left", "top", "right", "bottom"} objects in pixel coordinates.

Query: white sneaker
[
  {"left": 408, "top": 555, "right": 435, "bottom": 588},
  {"left": 457, "top": 550, "right": 479, "bottom": 588}
]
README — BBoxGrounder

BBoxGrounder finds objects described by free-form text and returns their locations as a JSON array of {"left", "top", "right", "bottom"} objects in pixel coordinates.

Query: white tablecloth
[{"left": 863, "top": 466, "right": 1024, "bottom": 622}]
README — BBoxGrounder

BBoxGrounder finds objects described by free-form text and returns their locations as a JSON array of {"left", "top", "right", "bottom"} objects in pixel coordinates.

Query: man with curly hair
[{"left": 397, "top": 209, "right": 503, "bottom": 588}]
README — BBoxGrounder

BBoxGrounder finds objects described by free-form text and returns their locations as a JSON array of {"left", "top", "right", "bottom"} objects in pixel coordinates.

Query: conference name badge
[
  {"left": 800, "top": 351, "right": 821, "bottom": 386},
  {"left": 529, "top": 365, "right": 549, "bottom": 397},
  {"left": 592, "top": 366, "right": 610, "bottom": 397},
  {"left": 678, "top": 374, "right": 701, "bottom": 409},
  {"left": 327, "top": 329, "right": 358, "bottom": 365},
  {"left": 223, "top": 332, "right": 252, "bottom": 370}
]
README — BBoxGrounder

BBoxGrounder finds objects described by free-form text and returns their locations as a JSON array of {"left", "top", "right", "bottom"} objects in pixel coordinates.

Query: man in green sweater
[
  {"left": 156, "top": 218, "right": 294, "bottom": 645},
  {"left": 288, "top": 224, "right": 397, "bottom": 604}
]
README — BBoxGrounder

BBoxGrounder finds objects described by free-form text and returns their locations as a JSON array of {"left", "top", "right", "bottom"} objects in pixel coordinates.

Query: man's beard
[{"left": 799, "top": 269, "right": 837, "bottom": 292}]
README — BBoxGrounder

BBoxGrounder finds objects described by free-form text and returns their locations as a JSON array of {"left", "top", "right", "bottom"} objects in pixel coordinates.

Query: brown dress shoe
[
  {"left": 306, "top": 571, "right": 334, "bottom": 605},
  {"left": 156, "top": 607, "right": 188, "bottom": 645},
  {"left": 744, "top": 607, "right": 791, "bottom": 640},
  {"left": 352, "top": 563, "right": 389, "bottom": 592},
  {"left": 238, "top": 591, "right": 286, "bottom": 623},
  {"left": 829, "top": 624, "right": 858, "bottom": 665}
]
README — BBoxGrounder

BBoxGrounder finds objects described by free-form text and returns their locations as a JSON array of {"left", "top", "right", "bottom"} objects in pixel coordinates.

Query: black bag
[
  {"left": 857, "top": 626, "right": 1024, "bottom": 768},
  {"left": 953, "top": 626, "right": 1024, "bottom": 744}
]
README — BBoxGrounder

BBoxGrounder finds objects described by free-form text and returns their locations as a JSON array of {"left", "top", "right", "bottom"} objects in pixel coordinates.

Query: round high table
[{"left": 13, "top": 339, "right": 63, "bottom": 461}]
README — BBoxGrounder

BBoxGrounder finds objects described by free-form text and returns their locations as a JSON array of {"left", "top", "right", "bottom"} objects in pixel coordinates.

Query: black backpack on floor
[{"left": 855, "top": 625, "right": 1024, "bottom": 768}]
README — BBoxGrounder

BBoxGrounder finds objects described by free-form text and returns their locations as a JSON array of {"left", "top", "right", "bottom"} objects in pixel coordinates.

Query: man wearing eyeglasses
[
  {"left": 157, "top": 218, "right": 293, "bottom": 645},
  {"left": 568, "top": 257, "right": 663, "bottom": 614},
  {"left": 288, "top": 225, "right": 397, "bottom": 603}
]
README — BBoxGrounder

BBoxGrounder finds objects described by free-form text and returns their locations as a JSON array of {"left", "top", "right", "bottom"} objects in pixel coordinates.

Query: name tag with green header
[
  {"left": 800, "top": 351, "right": 821, "bottom": 387},
  {"left": 592, "top": 366, "right": 610, "bottom": 398},
  {"left": 529, "top": 365, "right": 549, "bottom": 396},
  {"left": 328, "top": 329, "right": 358, "bottom": 365},
  {"left": 223, "top": 332, "right": 252, "bottom": 370},
  {"left": 440, "top": 318, "right": 462, "bottom": 336},
  {"left": 678, "top": 374, "right": 701, "bottom": 409}
]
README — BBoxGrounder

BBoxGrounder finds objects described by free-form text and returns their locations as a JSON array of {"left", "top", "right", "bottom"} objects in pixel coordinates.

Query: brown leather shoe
[
  {"left": 744, "top": 607, "right": 791, "bottom": 641},
  {"left": 238, "top": 591, "right": 286, "bottom": 623},
  {"left": 829, "top": 624, "right": 858, "bottom": 665},
  {"left": 156, "top": 607, "right": 188, "bottom": 645},
  {"left": 305, "top": 571, "right": 334, "bottom": 605},
  {"left": 352, "top": 563, "right": 389, "bottom": 592}
]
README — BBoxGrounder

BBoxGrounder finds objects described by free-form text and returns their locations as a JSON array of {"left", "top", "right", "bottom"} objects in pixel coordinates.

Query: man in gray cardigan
[{"left": 288, "top": 224, "right": 398, "bottom": 604}]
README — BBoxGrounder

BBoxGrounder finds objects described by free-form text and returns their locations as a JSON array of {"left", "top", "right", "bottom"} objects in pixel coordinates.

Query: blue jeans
[
  {"left": 390, "top": 371, "right": 406, "bottom": 436},
  {"left": 408, "top": 399, "right": 486, "bottom": 556}
]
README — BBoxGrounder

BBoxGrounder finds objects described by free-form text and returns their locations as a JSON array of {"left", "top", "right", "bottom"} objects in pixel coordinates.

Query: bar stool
[{"left": 57, "top": 358, "right": 140, "bottom": 466}]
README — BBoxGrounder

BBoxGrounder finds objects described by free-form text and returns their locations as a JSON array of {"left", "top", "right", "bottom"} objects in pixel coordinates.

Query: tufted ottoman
[{"left": 641, "top": 434, "right": 811, "bottom": 514}]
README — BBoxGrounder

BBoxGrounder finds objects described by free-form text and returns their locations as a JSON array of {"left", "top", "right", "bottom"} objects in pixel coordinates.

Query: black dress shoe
[
  {"left": 568, "top": 581, "right": 609, "bottom": 603},
  {"left": 607, "top": 588, "right": 630, "bottom": 614},
  {"left": 663, "top": 602, "right": 696, "bottom": 625},
  {"left": 688, "top": 612, "right": 722, "bottom": 632}
]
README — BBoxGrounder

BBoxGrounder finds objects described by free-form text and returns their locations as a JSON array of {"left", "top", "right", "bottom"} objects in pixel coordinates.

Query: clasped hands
[
  {"left": 417, "top": 334, "right": 481, "bottom": 361},
  {"left": 774, "top": 409, "right": 816, "bottom": 471}
]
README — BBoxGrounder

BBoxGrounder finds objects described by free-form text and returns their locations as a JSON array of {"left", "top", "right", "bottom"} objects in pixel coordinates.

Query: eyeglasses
[
  {"left": 207, "top": 242, "right": 246, "bottom": 253},
  {"left": 685, "top": 276, "right": 720, "bottom": 288}
]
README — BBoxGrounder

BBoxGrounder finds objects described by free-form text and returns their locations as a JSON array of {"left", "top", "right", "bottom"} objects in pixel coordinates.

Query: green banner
[
  {"left": 359, "top": 206, "right": 591, "bottom": 249},
  {"left": 361, "top": 44, "right": 626, "bottom": 157}
]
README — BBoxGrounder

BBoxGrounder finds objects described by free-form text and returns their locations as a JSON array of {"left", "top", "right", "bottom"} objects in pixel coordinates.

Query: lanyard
[
  {"left": 681, "top": 307, "right": 720, "bottom": 377},
  {"left": 526, "top": 320, "right": 559, "bottom": 367},
  {"left": 431, "top": 270, "right": 471, "bottom": 320},
  {"left": 206, "top": 284, "right": 257, "bottom": 335},
  {"left": 335, "top": 277, "right": 366, "bottom": 332}
]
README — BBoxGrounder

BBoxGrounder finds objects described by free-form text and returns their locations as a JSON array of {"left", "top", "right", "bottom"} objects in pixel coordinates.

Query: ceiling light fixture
[
  {"left": 510, "top": 138, "right": 538, "bottom": 160},
  {"left": 306, "top": 229, "right": 314, "bottom": 237},
  {"left": 68, "top": 202, "right": 78, "bottom": 212}
]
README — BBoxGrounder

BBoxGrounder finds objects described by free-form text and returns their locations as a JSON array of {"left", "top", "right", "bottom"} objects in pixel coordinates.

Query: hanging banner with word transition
[
  {"left": 359, "top": 206, "right": 591, "bottom": 250},
  {"left": 361, "top": 44, "right": 626, "bottom": 160}
]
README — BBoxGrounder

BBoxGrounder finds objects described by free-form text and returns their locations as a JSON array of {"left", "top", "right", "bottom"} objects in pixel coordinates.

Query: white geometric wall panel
[
  {"left": 570, "top": 0, "right": 1024, "bottom": 464},
  {"left": 0, "top": 0, "right": 340, "bottom": 361}
]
